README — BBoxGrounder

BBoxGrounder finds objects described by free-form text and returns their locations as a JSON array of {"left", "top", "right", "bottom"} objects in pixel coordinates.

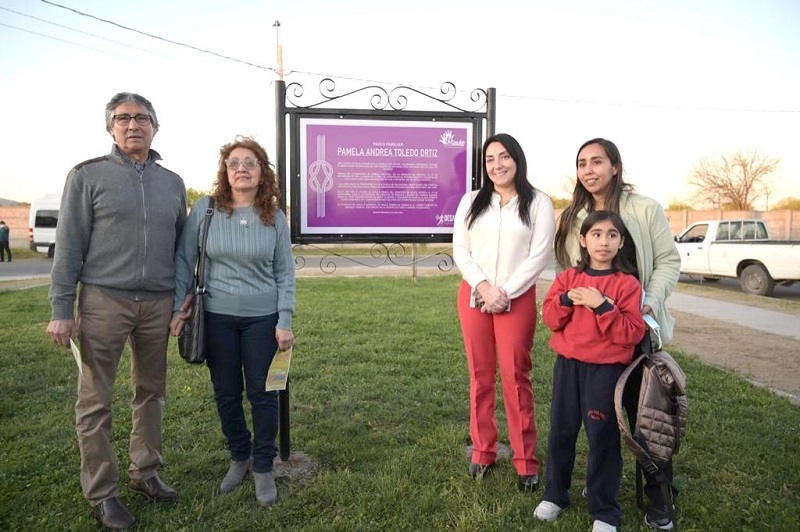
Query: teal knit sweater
[{"left": 173, "top": 195, "right": 295, "bottom": 330}]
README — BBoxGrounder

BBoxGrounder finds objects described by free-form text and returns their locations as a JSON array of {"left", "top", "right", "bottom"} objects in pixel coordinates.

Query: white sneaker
[
  {"left": 533, "top": 500, "right": 563, "bottom": 521},
  {"left": 592, "top": 520, "right": 617, "bottom": 532}
]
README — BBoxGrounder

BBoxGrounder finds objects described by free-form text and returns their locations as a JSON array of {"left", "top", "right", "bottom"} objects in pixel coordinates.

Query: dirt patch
[
  {"left": 668, "top": 284, "right": 800, "bottom": 404},
  {"left": 273, "top": 451, "right": 316, "bottom": 481},
  {"left": 669, "top": 310, "right": 800, "bottom": 403}
]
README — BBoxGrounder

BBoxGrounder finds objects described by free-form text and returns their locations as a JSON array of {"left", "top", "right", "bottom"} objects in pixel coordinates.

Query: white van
[{"left": 28, "top": 193, "right": 61, "bottom": 258}]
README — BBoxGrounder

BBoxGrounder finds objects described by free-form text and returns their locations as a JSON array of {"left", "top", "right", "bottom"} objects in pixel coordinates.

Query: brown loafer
[
  {"left": 92, "top": 496, "right": 136, "bottom": 530},
  {"left": 130, "top": 474, "right": 178, "bottom": 502}
]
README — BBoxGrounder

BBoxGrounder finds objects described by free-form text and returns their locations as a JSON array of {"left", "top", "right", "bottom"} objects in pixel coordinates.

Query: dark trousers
[
  {"left": 0, "top": 241, "right": 10, "bottom": 261},
  {"left": 205, "top": 311, "right": 280, "bottom": 473},
  {"left": 542, "top": 356, "right": 626, "bottom": 526}
]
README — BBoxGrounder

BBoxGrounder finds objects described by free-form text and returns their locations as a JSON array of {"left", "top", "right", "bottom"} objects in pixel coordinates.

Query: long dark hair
[
  {"left": 575, "top": 210, "right": 637, "bottom": 274},
  {"left": 554, "top": 138, "right": 633, "bottom": 268},
  {"left": 466, "top": 133, "right": 536, "bottom": 229}
]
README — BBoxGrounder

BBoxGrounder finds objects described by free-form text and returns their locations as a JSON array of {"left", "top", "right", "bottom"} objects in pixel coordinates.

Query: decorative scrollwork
[
  {"left": 292, "top": 244, "right": 455, "bottom": 274},
  {"left": 470, "top": 88, "right": 487, "bottom": 108},
  {"left": 385, "top": 244, "right": 455, "bottom": 272},
  {"left": 319, "top": 77, "right": 337, "bottom": 98},
  {"left": 284, "top": 78, "right": 487, "bottom": 113},
  {"left": 285, "top": 81, "right": 304, "bottom": 101}
]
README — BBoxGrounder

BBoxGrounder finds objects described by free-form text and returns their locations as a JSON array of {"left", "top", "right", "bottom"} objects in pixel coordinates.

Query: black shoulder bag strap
[{"left": 195, "top": 197, "right": 215, "bottom": 295}]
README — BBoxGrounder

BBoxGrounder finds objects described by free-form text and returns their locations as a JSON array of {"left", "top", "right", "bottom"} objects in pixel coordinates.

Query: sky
[{"left": 1, "top": 0, "right": 798, "bottom": 209}]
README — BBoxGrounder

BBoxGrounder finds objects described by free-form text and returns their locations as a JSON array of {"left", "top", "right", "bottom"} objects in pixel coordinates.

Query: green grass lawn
[
  {"left": 1, "top": 277, "right": 798, "bottom": 531},
  {"left": 6, "top": 247, "right": 43, "bottom": 260}
]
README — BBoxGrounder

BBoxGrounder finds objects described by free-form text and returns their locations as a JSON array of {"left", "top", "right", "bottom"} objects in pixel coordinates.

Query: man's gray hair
[{"left": 105, "top": 92, "right": 159, "bottom": 132}]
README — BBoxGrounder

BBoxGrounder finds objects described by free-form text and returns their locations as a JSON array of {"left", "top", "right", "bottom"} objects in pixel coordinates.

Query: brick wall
[{"left": 0, "top": 206, "right": 30, "bottom": 248}]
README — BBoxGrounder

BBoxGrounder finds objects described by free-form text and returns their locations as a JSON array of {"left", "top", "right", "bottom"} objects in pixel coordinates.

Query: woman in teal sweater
[{"left": 171, "top": 136, "right": 295, "bottom": 508}]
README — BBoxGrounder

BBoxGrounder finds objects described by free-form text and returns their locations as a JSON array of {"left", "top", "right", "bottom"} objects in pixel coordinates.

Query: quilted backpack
[{"left": 615, "top": 332, "right": 687, "bottom": 530}]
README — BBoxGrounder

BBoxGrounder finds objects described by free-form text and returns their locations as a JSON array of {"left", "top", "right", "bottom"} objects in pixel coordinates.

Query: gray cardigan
[{"left": 50, "top": 145, "right": 187, "bottom": 320}]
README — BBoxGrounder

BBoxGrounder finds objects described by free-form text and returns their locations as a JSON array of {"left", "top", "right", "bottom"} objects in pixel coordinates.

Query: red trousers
[{"left": 458, "top": 280, "right": 539, "bottom": 475}]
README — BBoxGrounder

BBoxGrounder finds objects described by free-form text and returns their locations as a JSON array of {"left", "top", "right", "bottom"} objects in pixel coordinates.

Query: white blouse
[{"left": 452, "top": 188, "right": 555, "bottom": 299}]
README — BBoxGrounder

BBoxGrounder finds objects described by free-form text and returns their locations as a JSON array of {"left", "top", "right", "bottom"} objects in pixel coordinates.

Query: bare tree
[
  {"left": 688, "top": 149, "right": 780, "bottom": 210},
  {"left": 558, "top": 173, "right": 577, "bottom": 198}
]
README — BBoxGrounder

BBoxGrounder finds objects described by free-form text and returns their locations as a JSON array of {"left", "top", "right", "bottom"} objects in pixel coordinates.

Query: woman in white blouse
[{"left": 452, "top": 133, "right": 555, "bottom": 492}]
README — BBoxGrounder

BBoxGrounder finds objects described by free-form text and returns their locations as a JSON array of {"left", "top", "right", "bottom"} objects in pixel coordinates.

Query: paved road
[
  {"left": 0, "top": 258, "right": 52, "bottom": 279},
  {"left": 678, "top": 273, "right": 800, "bottom": 302}
]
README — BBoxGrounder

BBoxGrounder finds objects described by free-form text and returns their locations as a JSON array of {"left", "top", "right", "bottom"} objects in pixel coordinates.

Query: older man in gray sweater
[{"left": 47, "top": 92, "right": 187, "bottom": 530}]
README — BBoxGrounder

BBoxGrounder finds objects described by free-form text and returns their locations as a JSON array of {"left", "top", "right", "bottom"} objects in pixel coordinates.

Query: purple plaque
[{"left": 299, "top": 118, "right": 473, "bottom": 236}]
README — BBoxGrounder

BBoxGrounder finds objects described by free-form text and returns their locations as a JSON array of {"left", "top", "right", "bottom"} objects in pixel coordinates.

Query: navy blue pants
[
  {"left": 205, "top": 312, "right": 280, "bottom": 473},
  {"left": 542, "top": 356, "right": 626, "bottom": 526}
]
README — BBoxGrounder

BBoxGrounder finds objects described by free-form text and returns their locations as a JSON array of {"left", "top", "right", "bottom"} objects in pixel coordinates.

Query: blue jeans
[{"left": 205, "top": 312, "right": 279, "bottom": 473}]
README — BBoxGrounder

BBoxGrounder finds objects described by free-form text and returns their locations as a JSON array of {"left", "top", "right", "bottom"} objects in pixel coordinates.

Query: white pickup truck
[{"left": 674, "top": 219, "right": 800, "bottom": 296}]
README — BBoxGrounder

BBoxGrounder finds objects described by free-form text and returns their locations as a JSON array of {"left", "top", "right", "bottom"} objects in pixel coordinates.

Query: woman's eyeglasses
[{"left": 225, "top": 158, "right": 260, "bottom": 170}]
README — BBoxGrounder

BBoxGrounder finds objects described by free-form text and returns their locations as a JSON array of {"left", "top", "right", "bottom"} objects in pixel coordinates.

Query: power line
[
  {"left": 0, "top": 22, "right": 138, "bottom": 59},
  {"left": 39, "top": 0, "right": 276, "bottom": 72},
  {"left": 498, "top": 92, "right": 800, "bottom": 114},
  {"left": 32, "top": 0, "right": 800, "bottom": 114},
  {"left": 0, "top": 5, "right": 172, "bottom": 58}
]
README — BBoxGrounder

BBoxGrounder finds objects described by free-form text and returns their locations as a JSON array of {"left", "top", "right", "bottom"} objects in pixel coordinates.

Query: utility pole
[
  {"left": 272, "top": 20, "right": 283, "bottom": 81},
  {"left": 272, "top": 18, "right": 290, "bottom": 461}
]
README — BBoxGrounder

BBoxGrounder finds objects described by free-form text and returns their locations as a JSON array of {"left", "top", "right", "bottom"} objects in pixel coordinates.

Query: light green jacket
[{"left": 560, "top": 191, "right": 681, "bottom": 343}]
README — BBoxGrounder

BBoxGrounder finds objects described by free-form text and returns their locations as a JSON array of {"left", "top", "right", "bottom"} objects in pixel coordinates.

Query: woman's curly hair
[{"left": 211, "top": 136, "right": 280, "bottom": 226}]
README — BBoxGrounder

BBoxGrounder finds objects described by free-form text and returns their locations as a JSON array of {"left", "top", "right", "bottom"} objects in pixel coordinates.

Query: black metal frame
[{"left": 276, "top": 79, "right": 496, "bottom": 243}]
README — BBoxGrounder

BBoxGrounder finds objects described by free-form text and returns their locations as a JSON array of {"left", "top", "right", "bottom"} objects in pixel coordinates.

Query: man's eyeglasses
[
  {"left": 113, "top": 114, "right": 152, "bottom": 127},
  {"left": 226, "top": 158, "right": 260, "bottom": 170}
]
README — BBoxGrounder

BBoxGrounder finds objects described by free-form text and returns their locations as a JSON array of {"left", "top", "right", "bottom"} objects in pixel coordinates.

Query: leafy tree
[
  {"left": 186, "top": 187, "right": 210, "bottom": 208},
  {"left": 688, "top": 149, "right": 780, "bottom": 210},
  {"left": 772, "top": 196, "right": 800, "bottom": 210},
  {"left": 550, "top": 197, "right": 571, "bottom": 209},
  {"left": 667, "top": 200, "right": 694, "bottom": 210}
]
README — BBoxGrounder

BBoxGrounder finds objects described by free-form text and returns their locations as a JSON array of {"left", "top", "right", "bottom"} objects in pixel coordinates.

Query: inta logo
[{"left": 439, "top": 130, "right": 466, "bottom": 147}]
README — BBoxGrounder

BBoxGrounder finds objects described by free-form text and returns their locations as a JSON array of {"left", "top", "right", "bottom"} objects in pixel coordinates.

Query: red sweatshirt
[{"left": 542, "top": 267, "right": 646, "bottom": 365}]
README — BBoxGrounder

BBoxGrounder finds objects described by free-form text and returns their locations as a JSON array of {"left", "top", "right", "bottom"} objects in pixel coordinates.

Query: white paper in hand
[{"left": 69, "top": 338, "right": 83, "bottom": 376}]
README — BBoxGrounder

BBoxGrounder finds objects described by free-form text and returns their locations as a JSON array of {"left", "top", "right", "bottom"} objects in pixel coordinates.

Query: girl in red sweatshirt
[{"left": 535, "top": 210, "right": 646, "bottom": 532}]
